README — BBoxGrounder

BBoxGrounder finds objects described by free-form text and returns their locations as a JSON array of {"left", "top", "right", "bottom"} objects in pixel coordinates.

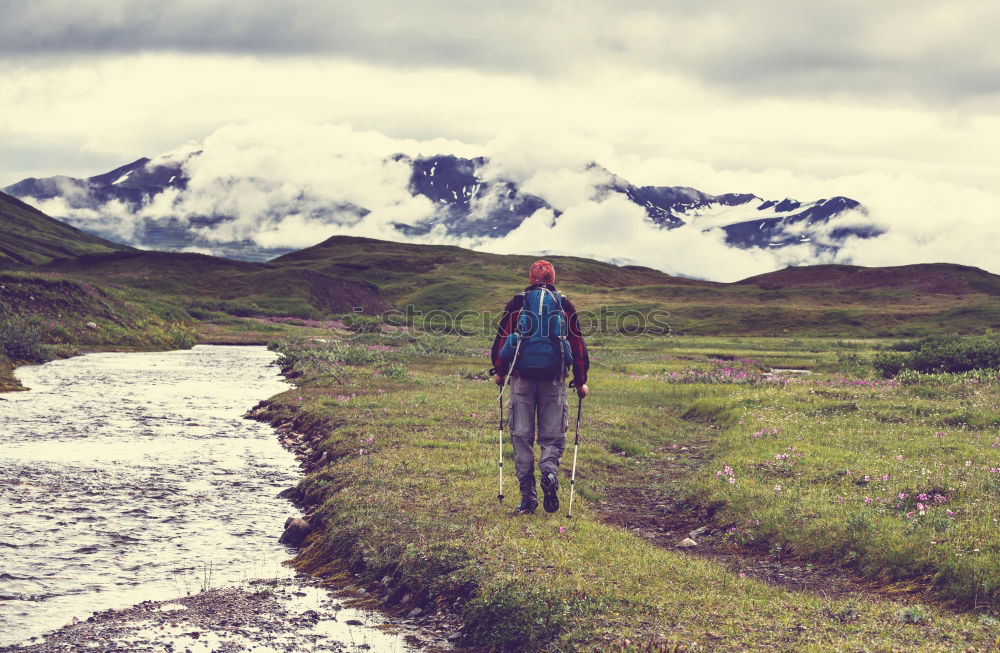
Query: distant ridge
[
  {"left": 737, "top": 263, "right": 1000, "bottom": 296},
  {"left": 264, "top": 235, "right": 1000, "bottom": 336}
]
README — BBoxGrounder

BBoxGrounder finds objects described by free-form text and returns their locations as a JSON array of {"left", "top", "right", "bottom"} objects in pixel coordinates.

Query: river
[{"left": 0, "top": 346, "right": 434, "bottom": 651}]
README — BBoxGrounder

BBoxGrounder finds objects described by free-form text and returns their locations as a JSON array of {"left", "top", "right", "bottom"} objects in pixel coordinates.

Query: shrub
[
  {"left": 896, "top": 605, "right": 929, "bottom": 624},
  {"left": 873, "top": 335, "right": 1000, "bottom": 377},
  {"left": 167, "top": 324, "right": 197, "bottom": 349},
  {"left": 0, "top": 310, "right": 50, "bottom": 363},
  {"left": 458, "top": 368, "right": 492, "bottom": 381},
  {"left": 340, "top": 313, "right": 383, "bottom": 334},
  {"left": 463, "top": 583, "right": 569, "bottom": 649},
  {"left": 401, "top": 334, "right": 483, "bottom": 357},
  {"left": 272, "top": 338, "right": 396, "bottom": 370},
  {"left": 377, "top": 362, "right": 408, "bottom": 379}
]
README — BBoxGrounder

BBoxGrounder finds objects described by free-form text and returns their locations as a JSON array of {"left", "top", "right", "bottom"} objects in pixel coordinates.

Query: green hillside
[
  {"left": 271, "top": 236, "right": 1000, "bottom": 336},
  {"left": 42, "top": 250, "right": 392, "bottom": 319},
  {"left": 0, "top": 191, "right": 132, "bottom": 266}
]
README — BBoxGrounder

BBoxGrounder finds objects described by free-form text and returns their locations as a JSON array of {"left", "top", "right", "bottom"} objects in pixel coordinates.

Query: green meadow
[
  {"left": 255, "top": 332, "right": 1000, "bottom": 651},
  {"left": 5, "top": 195, "right": 1000, "bottom": 648}
]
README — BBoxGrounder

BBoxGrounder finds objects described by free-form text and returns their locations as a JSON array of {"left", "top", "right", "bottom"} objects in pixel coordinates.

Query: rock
[
  {"left": 689, "top": 526, "right": 709, "bottom": 538},
  {"left": 86, "top": 322, "right": 98, "bottom": 330},
  {"left": 407, "top": 607, "right": 422, "bottom": 618},
  {"left": 278, "top": 517, "right": 311, "bottom": 546},
  {"left": 677, "top": 537, "right": 699, "bottom": 548}
]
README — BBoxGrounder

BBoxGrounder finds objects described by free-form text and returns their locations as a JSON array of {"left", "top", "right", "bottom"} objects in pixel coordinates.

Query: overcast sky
[{"left": 3, "top": 0, "right": 1000, "bottom": 276}]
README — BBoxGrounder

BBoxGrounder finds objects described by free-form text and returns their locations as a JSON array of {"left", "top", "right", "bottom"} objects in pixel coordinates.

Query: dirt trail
[{"left": 591, "top": 429, "right": 944, "bottom": 607}]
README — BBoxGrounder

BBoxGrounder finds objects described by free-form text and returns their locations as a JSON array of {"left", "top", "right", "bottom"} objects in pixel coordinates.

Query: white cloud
[{"left": 15, "top": 117, "right": 1000, "bottom": 282}]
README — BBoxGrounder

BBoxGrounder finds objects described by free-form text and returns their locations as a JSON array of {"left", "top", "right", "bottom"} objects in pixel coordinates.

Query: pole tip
[
  {"left": 565, "top": 514, "right": 572, "bottom": 519},
  {"left": 498, "top": 494, "right": 504, "bottom": 503}
]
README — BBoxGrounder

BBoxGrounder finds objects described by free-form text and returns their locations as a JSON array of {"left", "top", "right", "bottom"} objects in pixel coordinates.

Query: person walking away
[{"left": 490, "top": 260, "right": 589, "bottom": 514}]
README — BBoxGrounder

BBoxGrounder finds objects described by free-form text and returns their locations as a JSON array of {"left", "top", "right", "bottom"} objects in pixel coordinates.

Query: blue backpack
[{"left": 499, "top": 287, "right": 573, "bottom": 380}]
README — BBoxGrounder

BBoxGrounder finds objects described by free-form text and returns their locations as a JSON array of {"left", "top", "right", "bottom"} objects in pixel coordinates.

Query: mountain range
[{"left": 4, "top": 150, "right": 876, "bottom": 263}]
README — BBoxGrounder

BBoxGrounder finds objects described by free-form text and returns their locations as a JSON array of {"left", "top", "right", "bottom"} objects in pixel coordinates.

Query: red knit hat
[{"left": 529, "top": 259, "right": 555, "bottom": 285}]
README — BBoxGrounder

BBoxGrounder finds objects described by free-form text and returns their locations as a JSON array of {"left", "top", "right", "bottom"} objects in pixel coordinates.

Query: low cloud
[{"left": 16, "top": 122, "right": 1000, "bottom": 282}]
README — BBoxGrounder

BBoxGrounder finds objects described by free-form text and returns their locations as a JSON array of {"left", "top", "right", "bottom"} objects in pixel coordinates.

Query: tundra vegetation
[
  {"left": 254, "top": 331, "right": 1000, "bottom": 651},
  {"left": 6, "top": 196, "right": 1000, "bottom": 647}
]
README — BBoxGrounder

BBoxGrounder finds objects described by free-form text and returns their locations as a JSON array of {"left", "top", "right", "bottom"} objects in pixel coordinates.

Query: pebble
[{"left": 677, "top": 537, "right": 699, "bottom": 548}]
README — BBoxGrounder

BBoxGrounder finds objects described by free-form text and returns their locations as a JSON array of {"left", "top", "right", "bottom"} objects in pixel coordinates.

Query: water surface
[{"left": 0, "top": 345, "right": 298, "bottom": 645}]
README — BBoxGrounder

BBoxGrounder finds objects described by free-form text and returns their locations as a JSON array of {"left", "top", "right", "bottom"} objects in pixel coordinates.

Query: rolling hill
[
  {"left": 40, "top": 250, "right": 393, "bottom": 319},
  {"left": 269, "top": 235, "right": 1000, "bottom": 336},
  {"left": 737, "top": 263, "right": 1000, "bottom": 296},
  {"left": 0, "top": 190, "right": 132, "bottom": 266}
]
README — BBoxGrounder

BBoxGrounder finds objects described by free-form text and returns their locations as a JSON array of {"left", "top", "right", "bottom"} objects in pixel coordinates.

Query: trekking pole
[
  {"left": 567, "top": 395, "right": 584, "bottom": 519},
  {"left": 496, "top": 340, "right": 522, "bottom": 504}
]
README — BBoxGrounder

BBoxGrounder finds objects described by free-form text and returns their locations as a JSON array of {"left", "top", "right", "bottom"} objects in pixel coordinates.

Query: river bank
[{"left": 1, "top": 577, "right": 454, "bottom": 653}]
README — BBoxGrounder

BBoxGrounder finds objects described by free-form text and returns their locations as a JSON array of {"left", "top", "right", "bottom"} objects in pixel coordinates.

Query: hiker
[{"left": 490, "top": 260, "right": 589, "bottom": 515}]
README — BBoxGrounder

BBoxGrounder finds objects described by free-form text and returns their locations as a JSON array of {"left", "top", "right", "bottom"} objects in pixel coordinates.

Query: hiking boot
[
  {"left": 541, "top": 472, "right": 559, "bottom": 513},
  {"left": 512, "top": 500, "right": 537, "bottom": 515}
]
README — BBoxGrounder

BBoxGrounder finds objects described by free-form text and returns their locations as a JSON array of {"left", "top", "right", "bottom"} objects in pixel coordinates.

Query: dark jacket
[{"left": 490, "top": 283, "right": 589, "bottom": 387}]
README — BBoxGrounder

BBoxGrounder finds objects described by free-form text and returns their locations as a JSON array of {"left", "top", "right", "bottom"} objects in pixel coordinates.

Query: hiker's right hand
[
  {"left": 493, "top": 374, "right": 503, "bottom": 386},
  {"left": 576, "top": 384, "right": 589, "bottom": 398}
]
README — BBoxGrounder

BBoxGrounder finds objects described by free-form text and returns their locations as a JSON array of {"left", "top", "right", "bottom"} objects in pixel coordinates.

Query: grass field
[{"left": 254, "top": 332, "right": 1000, "bottom": 651}]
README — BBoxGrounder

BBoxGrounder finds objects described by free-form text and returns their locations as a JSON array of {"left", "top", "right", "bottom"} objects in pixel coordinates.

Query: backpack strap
[{"left": 540, "top": 287, "right": 569, "bottom": 383}]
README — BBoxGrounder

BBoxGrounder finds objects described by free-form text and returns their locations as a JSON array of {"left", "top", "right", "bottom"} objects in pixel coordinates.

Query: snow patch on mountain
[{"left": 4, "top": 124, "right": 880, "bottom": 280}]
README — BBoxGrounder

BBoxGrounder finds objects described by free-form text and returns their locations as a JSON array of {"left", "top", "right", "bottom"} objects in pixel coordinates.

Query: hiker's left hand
[
  {"left": 493, "top": 374, "right": 503, "bottom": 385},
  {"left": 576, "top": 384, "right": 589, "bottom": 398}
]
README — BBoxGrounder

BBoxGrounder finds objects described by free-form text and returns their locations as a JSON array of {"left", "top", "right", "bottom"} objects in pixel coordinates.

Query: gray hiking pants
[{"left": 507, "top": 376, "right": 568, "bottom": 504}]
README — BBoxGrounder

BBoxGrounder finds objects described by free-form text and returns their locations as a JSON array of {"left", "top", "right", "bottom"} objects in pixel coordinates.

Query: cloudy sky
[{"left": 3, "top": 0, "right": 1000, "bottom": 279}]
